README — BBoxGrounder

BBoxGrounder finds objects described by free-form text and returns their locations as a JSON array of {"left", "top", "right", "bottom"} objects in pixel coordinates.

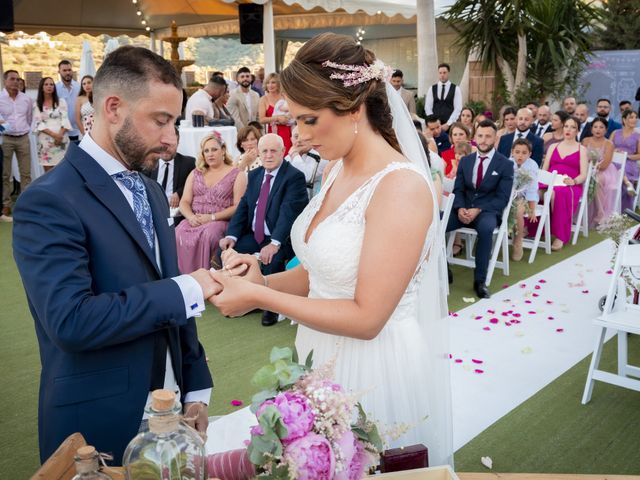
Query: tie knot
[
  {"left": 265, "top": 173, "right": 273, "bottom": 181},
  {"left": 112, "top": 171, "right": 143, "bottom": 190},
  {"left": 479, "top": 155, "right": 487, "bottom": 161}
]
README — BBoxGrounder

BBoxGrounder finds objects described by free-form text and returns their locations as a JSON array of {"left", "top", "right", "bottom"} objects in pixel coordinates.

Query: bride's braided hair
[{"left": 280, "top": 33, "right": 401, "bottom": 153}]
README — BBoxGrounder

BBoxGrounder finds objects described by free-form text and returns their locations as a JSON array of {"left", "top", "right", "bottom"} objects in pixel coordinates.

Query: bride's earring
[{"left": 354, "top": 122, "right": 358, "bottom": 135}]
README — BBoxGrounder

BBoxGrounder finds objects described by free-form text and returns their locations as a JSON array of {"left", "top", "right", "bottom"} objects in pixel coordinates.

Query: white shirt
[
  {"left": 185, "top": 88, "right": 214, "bottom": 120},
  {"left": 534, "top": 122, "right": 550, "bottom": 137},
  {"left": 472, "top": 148, "right": 496, "bottom": 186},
  {"left": 425, "top": 80, "right": 463, "bottom": 126},
  {"left": 287, "top": 149, "right": 328, "bottom": 198},
  {"left": 242, "top": 90, "right": 253, "bottom": 120},
  {"left": 514, "top": 129, "right": 530, "bottom": 139},
  {"left": 56, "top": 80, "right": 80, "bottom": 136},
  {"left": 157, "top": 159, "right": 175, "bottom": 198},
  {"left": 79, "top": 134, "right": 211, "bottom": 407}
]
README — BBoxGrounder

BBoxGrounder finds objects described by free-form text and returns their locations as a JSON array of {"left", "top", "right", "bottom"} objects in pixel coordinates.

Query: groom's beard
[
  {"left": 476, "top": 143, "right": 495, "bottom": 154},
  {"left": 114, "top": 117, "right": 169, "bottom": 172}
]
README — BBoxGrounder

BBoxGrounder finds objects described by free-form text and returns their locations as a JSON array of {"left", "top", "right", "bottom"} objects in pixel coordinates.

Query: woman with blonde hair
[
  {"left": 175, "top": 132, "right": 247, "bottom": 273},
  {"left": 211, "top": 33, "right": 452, "bottom": 464},
  {"left": 258, "top": 72, "right": 292, "bottom": 153}
]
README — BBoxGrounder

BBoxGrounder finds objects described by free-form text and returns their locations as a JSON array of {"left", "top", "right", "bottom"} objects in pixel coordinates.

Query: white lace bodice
[{"left": 291, "top": 160, "right": 437, "bottom": 313}]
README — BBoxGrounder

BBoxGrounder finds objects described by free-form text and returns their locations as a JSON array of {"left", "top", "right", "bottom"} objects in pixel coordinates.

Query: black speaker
[
  {"left": 0, "top": 0, "right": 14, "bottom": 33},
  {"left": 239, "top": 3, "right": 263, "bottom": 44}
]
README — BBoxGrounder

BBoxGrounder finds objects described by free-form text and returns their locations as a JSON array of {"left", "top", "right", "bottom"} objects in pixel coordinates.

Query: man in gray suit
[
  {"left": 227, "top": 67, "right": 260, "bottom": 131},
  {"left": 390, "top": 70, "right": 417, "bottom": 118}
]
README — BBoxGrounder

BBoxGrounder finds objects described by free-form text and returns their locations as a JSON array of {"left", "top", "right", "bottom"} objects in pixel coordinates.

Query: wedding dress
[{"left": 292, "top": 157, "right": 453, "bottom": 464}]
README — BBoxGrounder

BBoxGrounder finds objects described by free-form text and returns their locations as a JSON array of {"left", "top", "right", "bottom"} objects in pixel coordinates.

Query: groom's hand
[
  {"left": 190, "top": 268, "right": 223, "bottom": 299},
  {"left": 183, "top": 402, "right": 208, "bottom": 437},
  {"left": 221, "top": 249, "right": 263, "bottom": 285}
]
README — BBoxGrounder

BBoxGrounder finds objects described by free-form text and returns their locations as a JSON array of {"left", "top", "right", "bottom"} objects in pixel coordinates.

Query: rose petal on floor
[{"left": 231, "top": 400, "right": 243, "bottom": 407}]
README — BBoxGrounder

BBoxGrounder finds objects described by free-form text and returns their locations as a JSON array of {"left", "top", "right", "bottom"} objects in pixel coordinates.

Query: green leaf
[
  {"left": 304, "top": 350, "right": 314, "bottom": 369},
  {"left": 269, "top": 346, "right": 294, "bottom": 364},
  {"left": 252, "top": 365, "right": 278, "bottom": 390},
  {"left": 250, "top": 389, "right": 277, "bottom": 413}
]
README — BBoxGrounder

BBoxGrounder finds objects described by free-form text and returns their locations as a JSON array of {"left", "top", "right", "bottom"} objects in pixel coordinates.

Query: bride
[{"left": 211, "top": 33, "right": 453, "bottom": 465}]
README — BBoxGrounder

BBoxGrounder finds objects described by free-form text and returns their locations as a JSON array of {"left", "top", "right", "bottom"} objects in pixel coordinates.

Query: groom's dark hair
[{"left": 476, "top": 119, "right": 497, "bottom": 131}]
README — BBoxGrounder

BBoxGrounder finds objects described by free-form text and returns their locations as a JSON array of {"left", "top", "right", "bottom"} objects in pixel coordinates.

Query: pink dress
[
  {"left": 548, "top": 145, "right": 583, "bottom": 243},
  {"left": 175, "top": 168, "right": 240, "bottom": 273},
  {"left": 588, "top": 145, "right": 618, "bottom": 227},
  {"left": 611, "top": 129, "right": 640, "bottom": 212}
]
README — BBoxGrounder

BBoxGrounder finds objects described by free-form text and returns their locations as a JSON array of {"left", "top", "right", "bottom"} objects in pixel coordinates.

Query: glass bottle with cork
[
  {"left": 71, "top": 445, "right": 112, "bottom": 479},
  {"left": 122, "top": 389, "right": 206, "bottom": 479}
]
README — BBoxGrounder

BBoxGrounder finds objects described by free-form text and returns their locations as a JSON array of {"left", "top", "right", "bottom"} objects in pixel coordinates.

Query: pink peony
[
  {"left": 333, "top": 431, "right": 369, "bottom": 480},
  {"left": 257, "top": 391, "right": 315, "bottom": 442},
  {"left": 284, "top": 433, "right": 335, "bottom": 480}
]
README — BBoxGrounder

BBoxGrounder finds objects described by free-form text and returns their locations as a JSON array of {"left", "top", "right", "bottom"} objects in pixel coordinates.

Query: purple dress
[
  {"left": 175, "top": 168, "right": 240, "bottom": 273},
  {"left": 611, "top": 129, "right": 640, "bottom": 212},
  {"left": 548, "top": 145, "right": 583, "bottom": 243},
  {"left": 588, "top": 145, "right": 618, "bottom": 227}
]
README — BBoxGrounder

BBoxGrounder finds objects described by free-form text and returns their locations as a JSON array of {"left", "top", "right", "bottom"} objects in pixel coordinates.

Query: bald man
[
  {"left": 575, "top": 103, "right": 592, "bottom": 142},
  {"left": 497, "top": 107, "right": 544, "bottom": 165},
  {"left": 533, "top": 105, "right": 552, "bottom": 137}
]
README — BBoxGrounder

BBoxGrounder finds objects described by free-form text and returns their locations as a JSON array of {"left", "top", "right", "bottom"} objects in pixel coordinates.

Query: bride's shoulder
[{"left": 374, "top": 163, "right": 431, "bottom": 202}]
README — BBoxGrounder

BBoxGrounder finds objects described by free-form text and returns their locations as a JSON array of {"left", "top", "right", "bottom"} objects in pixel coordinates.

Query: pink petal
[
  {"left": 487, "top": 309, "right": 496, "bottom": 314},
  {"left": 538, "top": 279, "right": 547, "bottom": 283},
  {"left": 483, "top": 326, "right": 491, "bottom": 331},
  {"left": 520, "top": 284, "right": 527, "bottom": 288},
  {"left": 535, "top": 285, "right": 541, "bottom": 290},
  {"left": 231, "top": 400, "right": 243, "bottom": 407},
  {"left": 489, "top": 318, "right": 499, "bottom": 324},
  {"left": 501, "top": 312, "right": 510, "bottom": 316},
  {"left": 546, "top": 300, "right": 553, "bottom": 304},
  {"left": 525, "top": 300, "right": 532, "bottom": 304},
  {"left": 448, "top": 354, "right": 453, "bottom": 359},
  {"left": 513, "top": 313, "right": 521, "bottom": 318},
  {"left": 606, "top": 269, "right": 613, "bottom": 275},
  {"left": 532, "top": 293, "right": 540, "bottom": 297},
  {"left": 511, "top": 319, "right": 521, "bottom": 324},
  {"left": 455, "top": 359, "right": 463, "bottom": 363},
  {"left": 502, "top": 284, "right": 509, "bottom": 289},
  {"left": 505, "top": 321, "right": 512, "bottom": 326},
  {"left": 582, "top": 290, "right": 589, "bottom": 294},
  {"left": 475, "top": 315, "right": 483, "bottom": 320},
  {"left": 472, "top": 359, "right": 484, "bottom": 364},
  {"left": 556, "top": 328, "right": 564, "bottom": 333},
  {"left": 474, "top": 369, "right": 484, "bottom": 374},
  {"left": 548, "top": 316, "right": 555, "bottom": 320}
]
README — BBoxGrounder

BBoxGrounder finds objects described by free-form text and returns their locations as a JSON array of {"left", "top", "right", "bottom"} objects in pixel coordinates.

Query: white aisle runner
[{"left": 450, "top": 239, "right": 616, "bottom": 450}]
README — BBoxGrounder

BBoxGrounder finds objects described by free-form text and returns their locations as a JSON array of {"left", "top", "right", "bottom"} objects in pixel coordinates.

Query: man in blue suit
[
  {"left": 447, "top": 120, "right": 514, "bottom": 298},
  {"left": 220, "top": 133, "right": 308, "bottom": 326},
  {"left": 497, "top": 107, "right": 544, "bottom": 165},
  {"left": 12, "top": 47, "right": 218, "bottom": 464},
  {"left": 595, "top": 98, "right": 622, "bottom": 138}
]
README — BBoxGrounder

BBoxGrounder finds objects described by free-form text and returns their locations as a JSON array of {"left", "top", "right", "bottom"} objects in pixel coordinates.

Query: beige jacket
[
  {"left": 227, "top": 88, "right": 260, "bottom": 130},
  {"left": 399, "top": 87, "right": 417, "bottom": 116}
]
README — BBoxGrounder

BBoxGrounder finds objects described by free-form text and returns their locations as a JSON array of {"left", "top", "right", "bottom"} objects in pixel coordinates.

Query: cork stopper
[
  {"left": 76, "top": 445, "right": 96, "bottom": 460},
  {"left": 151, "top": 389, "right": 176, "bottom": 411}
]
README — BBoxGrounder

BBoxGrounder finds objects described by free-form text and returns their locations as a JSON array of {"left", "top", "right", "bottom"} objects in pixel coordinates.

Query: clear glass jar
[
  {"left": 71, "top": 445, "right": 112, "bottom": 479},
  {"left": 122, "top": 390, "right": 206, "bottom": 480}
]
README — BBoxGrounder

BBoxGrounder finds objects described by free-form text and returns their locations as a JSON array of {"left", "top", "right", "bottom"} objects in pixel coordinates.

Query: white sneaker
[{"left": 0, "top": 214, "right": 12, "bottom": 223}]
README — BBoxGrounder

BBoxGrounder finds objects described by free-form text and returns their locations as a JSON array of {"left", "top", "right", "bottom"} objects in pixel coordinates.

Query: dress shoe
[
  {"left": 473, "top": 281, "right": 491, "bottom": 299},
  {"left": 551, "top": 239, "right": 564, "bottom": 251},
  {"left": 261, "top": 310, "right": 279, "bottom": 327}
]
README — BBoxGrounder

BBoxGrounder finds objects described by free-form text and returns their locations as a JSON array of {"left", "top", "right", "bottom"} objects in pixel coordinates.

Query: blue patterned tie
[{"left": 112, "top": 171, "right": 155, "bottom": 252}]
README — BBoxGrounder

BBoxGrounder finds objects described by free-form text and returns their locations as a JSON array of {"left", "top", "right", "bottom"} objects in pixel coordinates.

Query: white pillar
[
  {"left": 150, "top": 32, "right": 157, "bottom": 53},
  {"left": 263, "top": 0, "right": 276, "bottom": 75},
  {"left": 416, "top": 0, "right": 438, "bottom": 99},
  {"left": 159, "top": 40, "right": 164, "bottom": 57}
]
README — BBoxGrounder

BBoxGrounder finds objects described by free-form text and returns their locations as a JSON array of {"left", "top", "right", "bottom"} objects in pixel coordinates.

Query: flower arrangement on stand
[
  {"left": 207, "top": 347, "right": 383, "bottom": 480},
  {"left": 587, "top": 148, "right": 600, "bottom": 203}
]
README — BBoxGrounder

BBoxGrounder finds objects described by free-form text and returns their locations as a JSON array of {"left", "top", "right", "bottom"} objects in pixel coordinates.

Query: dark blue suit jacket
[
  {"left": 452, "top": 150, "right": 514, "bottom": 218},
  {"left": 227, "top": 160, "right": 308, "bottom": 245},
  {"left": 606, "top": 118, "right": 622, "bottom": 139},
  {"left": 12, "top": 144, "right": 212, "bottom": 463},
  {"left": 497, "top": 131, "right": 544, "bottom": 166}
]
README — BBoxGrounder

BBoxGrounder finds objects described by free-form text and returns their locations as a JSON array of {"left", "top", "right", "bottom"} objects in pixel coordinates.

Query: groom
[{"left": 447, "top": 120, "right": 514, "bottom": 298}]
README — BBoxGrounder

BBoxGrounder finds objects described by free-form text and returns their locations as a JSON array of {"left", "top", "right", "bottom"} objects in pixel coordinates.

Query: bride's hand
[
  {"left": 209, "top": 270, "right": 259, "bottom": 317},
  {"left": 221, "top": 248, "right": 264, "bottom": 285}
]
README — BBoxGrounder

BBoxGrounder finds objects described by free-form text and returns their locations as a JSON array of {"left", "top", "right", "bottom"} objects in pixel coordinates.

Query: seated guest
[
  {"left": 213, "top": 84, "right": 233, "bottom": 122},
  {"left": 541, "top": 116, "right": 588, "bottom": 251},
  {"left": 533, "top": 105, "right": 552, "bottom": 137},
  {"left": 175, "top": 133, "right": 247, "bottom": 273},
  {"left": 425, "top": 114, "right": 452, "bottom": 154},
  {"left": 185, "top": 75, "right": 227, "bottom": 123},
  {"left": 510, "top": 138, "right": 539, "bottom": 261},
  {"left": 525, "top": 101, "right": 539, "bottom": 120},
  {"left": 497, "top": 107, "right": 544, "bottom": 165},
  {"left": 458, "top": 106, "right": 475, "bottom": 133},
  {"left": 287, "top": 126, "right": 329, "bottom": 199},
  {"left": 143, "top": 128, "right": 195, "bottom": 225},
  {"left": 583, "top": 117, "right": 616, "bottom": 227},
  {"left": 441, "top": 122, "right": 474, "bottom": 178},
  {"left": 543, "top": 110, "right": 569, "bottom": 155},
  {"left": 575, "top": 103, "right": 592, "bottom": 142},
  {"left": 611, "top": 109, "right": 640, "bottom": 209},
  {"left": 495, "top": 106, "right": 517, "bottom": 144},
  {"left": 235, "top": 125, "right": 262, "bottom": 172},
  {"left": 595, "top": 98, "right": 622, "bottom": 138},
  {"left": 447, "top": 120, "right": 514, "bottom": 298},
  {"left": 219, "top": 133, "right": 308, "bottom": 326}
]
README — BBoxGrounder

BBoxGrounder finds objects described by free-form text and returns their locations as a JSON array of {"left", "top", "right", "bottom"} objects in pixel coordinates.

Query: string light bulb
[
  {"left": 141, "top": 20, "right": 147, "bottom": 25},
  {"left": 136, "top": 10, "right": 142, "bottom": 16},
  {"left": 145, "top": 26, "right": 151, "bottom": 31}
]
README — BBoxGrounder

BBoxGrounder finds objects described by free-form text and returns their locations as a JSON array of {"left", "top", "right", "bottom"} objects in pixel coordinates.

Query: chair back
[
  {"left": 612, "top": 151, "right": 628, "bottom": 213},
  {"left": 439, "top": 193, "right": 455, "bottom": 243},
  {"left": 537, "top": 169, "right": 558, "bottom": 207}
]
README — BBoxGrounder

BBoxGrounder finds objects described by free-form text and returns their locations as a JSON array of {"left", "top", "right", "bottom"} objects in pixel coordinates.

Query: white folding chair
[
  {"left": 439, "top": 193, "right": 455, "bottom": 295},
  {"left": 522, "top": 169, "right": 557, "bottom": 264},
  {"left": 633, "top": 174, "right": 640, "bottom": 213},
  {"left": 446, "top": 190, "right": 515, "bottom": 286},
  {"left": 582, "top": 239, "right": 640, "bottom": 404},
  {"left": 611, "top": 151, "right": 627, "bottom": 215},
  {"left": 571, "top": 162, "right": 596, "bottom": 245}
]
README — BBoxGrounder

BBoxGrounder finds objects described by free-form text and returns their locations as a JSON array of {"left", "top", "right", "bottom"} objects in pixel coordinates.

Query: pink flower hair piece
[{"left": 321, "top": 59, "right": 394, "bottom": 87}]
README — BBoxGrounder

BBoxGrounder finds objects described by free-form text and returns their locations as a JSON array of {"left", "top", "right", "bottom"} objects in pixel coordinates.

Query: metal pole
[{"left": 263, "top": 0, "right": 276, "bottom": 75}]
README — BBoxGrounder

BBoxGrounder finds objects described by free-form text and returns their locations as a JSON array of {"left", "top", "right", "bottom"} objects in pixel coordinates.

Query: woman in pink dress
[
  {"left": 542, "top": 116, "right": 589, "bottom": 251},
  {"left": 258, "top": 73, "right": 292, "bottom": 154},
  {"left": 610, "top": 109, "right": 640, "bottom": 212},
  {"left": 583, "top": 117, "right": 617, "bottom": 227},
  {"left": 176, "top": 133, "right": 247, "bottom": 273}
]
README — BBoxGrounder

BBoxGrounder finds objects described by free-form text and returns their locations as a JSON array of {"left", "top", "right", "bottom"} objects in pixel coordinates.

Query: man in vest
[{"left": 425, "top": 63, "right": 462, "bottom": 132}]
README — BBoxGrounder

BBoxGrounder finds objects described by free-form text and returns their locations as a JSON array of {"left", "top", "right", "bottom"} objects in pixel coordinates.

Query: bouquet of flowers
[
  {"left": 507, "top": 168, "right": 535, "bottom": 235},
  {"left": 587, "top": 147, "right": 600, "bottom": 203},
  {"left": 207, "top": 347, "right": 383, "bottom": 480}
]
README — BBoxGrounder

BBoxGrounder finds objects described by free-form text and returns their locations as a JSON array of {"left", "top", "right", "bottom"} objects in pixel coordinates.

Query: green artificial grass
[{"left": 0, "top": 219, "right": 637, "bottom": 477}]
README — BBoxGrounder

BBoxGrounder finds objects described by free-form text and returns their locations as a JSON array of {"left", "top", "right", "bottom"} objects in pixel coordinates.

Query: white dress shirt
[
  {"left": 242, "top": 91, "right": 254, "bottom": 120},
  {"left": 425, "top": 80, "right": 463, "bottom": 126},
  {"left": 472, "top": 148, "right": 496, "bottom": 186},
  {"left": 79, "top": 134, "right": 211, "bottom": 407},
  {"left": 157, "top": 159, "right": 175, "bottom": 198},
  {"left": 185, "top": 88, "right": 214, "bottom": 120},
  {"left": 287, "top": 149, "right": 328, "bottom": 198},
  {"left": 514, "top": 129, "right": 530, "bottom": 140},
  {"left": 56, "top": 80, "right": 81, "bottom": 136}
]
